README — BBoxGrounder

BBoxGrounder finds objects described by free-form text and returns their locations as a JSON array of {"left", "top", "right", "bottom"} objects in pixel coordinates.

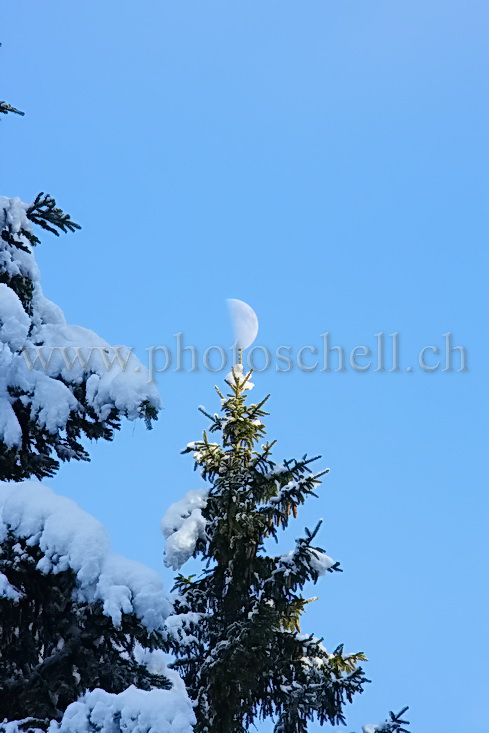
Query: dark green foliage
[
  {"left": 0, "top": 191, "right": 78, "bottom": 309},
  {"left": 0, "top": 386, "right": 158, "bottom": 482},
  {"left": 0, "top": 101, "right": 24, "bottom": 116},
  {"left": 361, "top": 708, "right": 411, "bottom": 733},
  {"left": 0, "top": 271, "right": 34, "bottom": 314},
  {"left": 384, "top": 707, "right": 411, "bottom": 732},
  {"left": 0, "top": 384, "right": 122, "bottom": 482},
  {"left": 0, "top": 533, "right": 170, "bottom": 729},
  {"left": 26, "top": 192, "right": 81, "bottom": 239},
  {"left": 1, "top": 191, "right": 80, "bottom": 253},
  {"left": 167, "top": 368, "right": 368, "bottom": 733}
]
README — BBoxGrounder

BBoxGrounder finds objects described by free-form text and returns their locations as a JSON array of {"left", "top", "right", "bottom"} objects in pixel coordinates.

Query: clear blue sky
[{"left": 2, "top": 2, "right": 488, "bottom": 731}]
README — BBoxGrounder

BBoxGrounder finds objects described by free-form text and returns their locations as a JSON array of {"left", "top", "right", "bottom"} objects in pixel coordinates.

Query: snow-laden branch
[
  {"left": 161, "top": 488, "right": 209, "bottom": 571},
  {"left": 0, "top": 481, "right": 170, "bottom": 630},
  {"left": 0, "top": 195, "right": 160, "bottom": 480}
]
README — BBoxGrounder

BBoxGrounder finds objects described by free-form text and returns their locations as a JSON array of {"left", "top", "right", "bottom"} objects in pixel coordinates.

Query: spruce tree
[
  {"left": 0, "top": 100, "right": 191, "bottom": 732},
  {"left": 0, "top": 481, "right": 194, "bottom": 732},
  {"left": 0, "top": 107, "right": 159, "bottom": 482},
  {"left": 163, "top": 364, "right": 370, "bottom": 733}
]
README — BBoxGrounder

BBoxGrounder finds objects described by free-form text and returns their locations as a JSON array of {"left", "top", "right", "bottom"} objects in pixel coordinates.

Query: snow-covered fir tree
[
  {"left": 0, "top": 102, "right": 193, "bottom": 732},
  {"left": 0, "top": 480, "right": 195, "bottom": 732},
  {"left": 162, "top": 365, "right": 373, "bottom": 733},
  {"left": 1, "top": 107, "right": 159, "bottom": 480}
]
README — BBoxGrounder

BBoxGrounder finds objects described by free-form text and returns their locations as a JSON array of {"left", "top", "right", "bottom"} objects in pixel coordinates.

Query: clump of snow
[
  {"left": 134, "top": 644, "right": 170, "bottom": 676},
  {"left": 264, "top": 463, "right": 288, "bottom": 479},
  {"left": 0, "top": 387, "right": 22, "bottom": 449},
  {"left": 0, "top": 195, "right": 160, "bottom": 449},
  {"left": 276, "top": 546, "right": 335, "bottom": 579},
  {"left": 225, "top": 363, "right": 254, "bottom": 391},
  {"left": 164, "top": 612, "right": 202, "bottom": 646},
  {"left": 0, "top": 284, "right": 30, "bottom": 351},
  {"left": 0, "top": 570, "right": 21, "bottom": 601},
  {"left": 47, "top": 647, "right": 195, "bottom": 732},
  {"left": 54, "top": 684, "right": 195, "bottom": 733},
  {"left": 306, "top": 548, "right": 335, "bottom": 575},
  {"left": 133, "top": 646, "right": 191, "bottom": 702},
  {"left": 0, "top": 197, "right": 38, "bottom": 282},
  {"left": 0, "top": 481, "right": 170, "bottom": 630},
  {"left": 0, "top": 722, "right": 44, "bottom": 733},
  {"left": 0, "top": 684, "right": 195, "bottom": 733},
  {"left": 161, "top": 489, "right": 208, "bottom": 571},
  {"left": 96, "top": 554, "right": 171, "bottom": 630}
]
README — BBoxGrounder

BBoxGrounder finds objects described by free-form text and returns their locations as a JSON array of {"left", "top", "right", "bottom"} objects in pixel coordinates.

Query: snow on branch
[
  {"left": 53, "top": 683, "right": 195, "bottom": 733},
  {"left": 0, "top": 570, "right": 21, "bottom": 601},
  {"left": 0, "top": 195, "right": 160, "bottom": 478},
  {"left": 0, "top": 682, "right": 196, "bottom": 733},
  {"left": 26, "top": 193, "right": 81, "bottom": 237},
  {"left": 0, "top": 481, "right": 170, "bottom": 630},
  {"left": 0, "top": 102, "right": 24, "bottom": 117},
  {"left": 161, "top": 489, "right": 209, "bottom": 571},
  {"left": 362, "top": 707, "right": 411, "bottom": 733}
]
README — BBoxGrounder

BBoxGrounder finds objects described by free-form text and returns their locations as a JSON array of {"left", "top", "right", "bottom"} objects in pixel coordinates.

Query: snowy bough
[
  {"left": 0, "top": 193, "right": 159, "bottom": 481},
  {"left": 0, "top": 480, "right": 195, "bottom": 732},
  {"left": 162, "top": 365, "right": 369, "bottom": 733}
]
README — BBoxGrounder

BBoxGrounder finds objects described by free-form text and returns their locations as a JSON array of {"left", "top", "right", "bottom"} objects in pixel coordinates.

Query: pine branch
[
  {"left": 378, "top": 707, "right": 411, "bottom": 733},
  {"left": 26, "top": 193, "right": 81, "bottom": 236},
  {"left": 0, "top": 101, "right": 24, "bottom": 116},
  {"left": 356, "top": 707, "right": 411, "bottom": 733}
]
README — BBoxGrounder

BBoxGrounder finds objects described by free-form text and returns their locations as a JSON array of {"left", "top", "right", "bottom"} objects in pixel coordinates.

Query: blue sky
[{"left": 2, "top": 1, "right": 488, "bottom": 730}]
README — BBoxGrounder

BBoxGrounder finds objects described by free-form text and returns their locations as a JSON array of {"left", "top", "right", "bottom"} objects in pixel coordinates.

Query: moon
[{"left": 227, "top": 299, "right": 259, "bottom": 351}]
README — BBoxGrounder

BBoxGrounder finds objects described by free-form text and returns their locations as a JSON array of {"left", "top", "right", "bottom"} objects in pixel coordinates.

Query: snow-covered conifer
[
  {"left": 0, "top": 190, "right": 159, "bottom": 481},
  {"left": 0, "top": 101, "right": 189, "bottom": 733},
  {"left": 0, "top": 106, "right": 159, "bottom": 482},
  {"left": 0, "top": 481, "right": 194, "bottom": 732},
  {"left": 162, "top": 365, "right": 369, "bottom": 733}
]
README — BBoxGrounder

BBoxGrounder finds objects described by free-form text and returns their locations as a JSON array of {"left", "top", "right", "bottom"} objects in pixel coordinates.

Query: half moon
[{"left": 227, "top": 299, "right": 259, "bottom": 351}]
